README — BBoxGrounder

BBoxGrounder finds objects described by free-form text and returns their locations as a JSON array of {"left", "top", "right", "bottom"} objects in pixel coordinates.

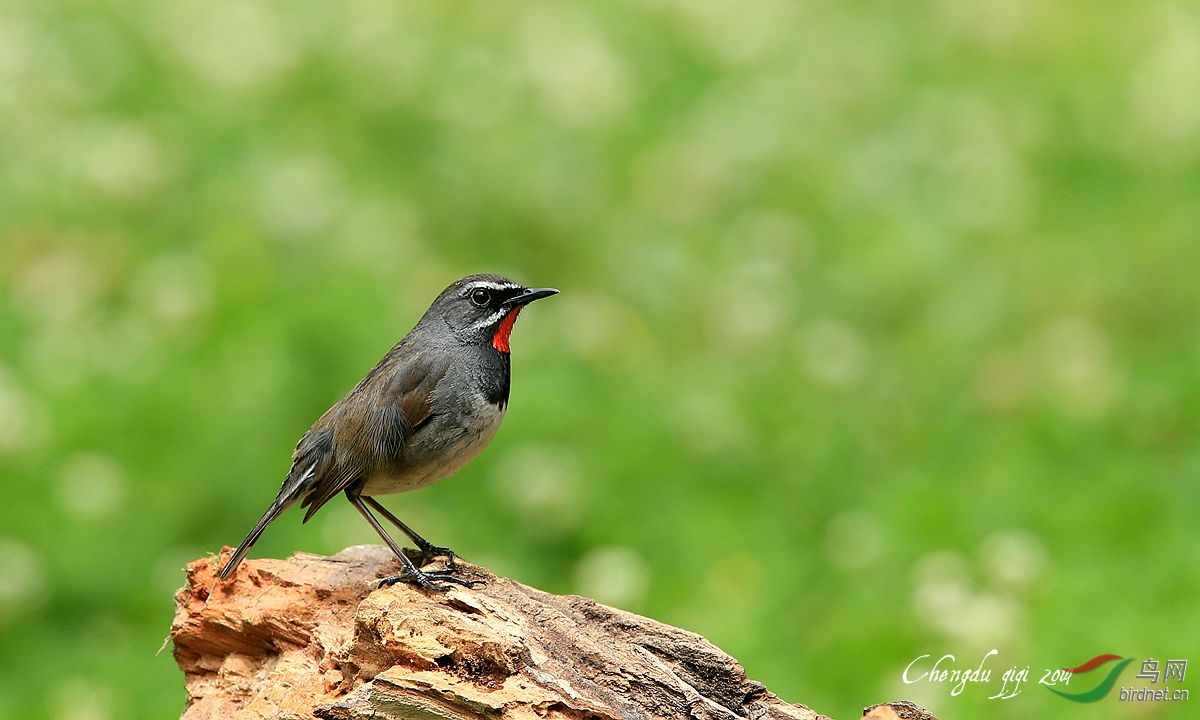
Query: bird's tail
[
  {"left": 217, "top": 499, "right": 289, "bottom": 580},
  {"left": 217, "top": 462, "right": 317, "bottom": 580}
]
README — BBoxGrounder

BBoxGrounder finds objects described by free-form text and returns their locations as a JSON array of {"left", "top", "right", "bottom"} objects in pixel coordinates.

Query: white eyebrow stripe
[{"left": 465, "top": 280, "right": 520, "bottom": 292}]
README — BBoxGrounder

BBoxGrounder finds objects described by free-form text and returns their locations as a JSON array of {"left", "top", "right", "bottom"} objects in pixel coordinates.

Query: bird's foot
[
  {"left": 402, "top": 544, "right": 460, "bottom": 570},
  {"left": 378, "top": 568, "right": 481, "bottom": 592}
]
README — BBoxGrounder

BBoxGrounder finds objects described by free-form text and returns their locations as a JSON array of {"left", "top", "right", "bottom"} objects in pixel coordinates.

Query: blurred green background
[{"left": 1, "top": 1, "right": 1198, "bottom": 718}]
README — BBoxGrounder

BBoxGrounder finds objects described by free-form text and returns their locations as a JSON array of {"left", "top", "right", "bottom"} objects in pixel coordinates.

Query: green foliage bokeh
[{"left": 1, "top": 2, "right": 1197, "bottom": 718}]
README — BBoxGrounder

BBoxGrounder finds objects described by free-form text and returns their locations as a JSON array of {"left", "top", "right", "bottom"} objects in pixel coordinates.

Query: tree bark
[{"left": 171, "top": 545, "right": 934, "bottom": 720}]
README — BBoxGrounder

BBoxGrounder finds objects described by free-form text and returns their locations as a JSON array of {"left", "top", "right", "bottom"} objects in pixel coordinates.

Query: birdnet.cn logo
[
  {"left": 900, "top": 650, "right": 1189, "bottom": 703},
  {"left": 1046, "top": 654, "right": 1189, "bottom": 704}
]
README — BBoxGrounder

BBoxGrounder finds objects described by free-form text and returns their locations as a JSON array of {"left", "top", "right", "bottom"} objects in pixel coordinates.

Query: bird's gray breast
[{"left": 360, "top": 390, "right": 505, "bottom": 496}]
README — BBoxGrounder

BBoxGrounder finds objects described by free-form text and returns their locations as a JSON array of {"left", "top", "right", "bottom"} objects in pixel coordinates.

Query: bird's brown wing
[{"left": 298, "top": 350, "right": 451, "bottom": 521}]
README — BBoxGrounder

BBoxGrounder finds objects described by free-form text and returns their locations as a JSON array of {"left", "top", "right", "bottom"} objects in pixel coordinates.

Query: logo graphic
[
  {"left": 900, "top": 650, "right": 1187, "bottom": 703},
  {"left": 1047, "top": 654, "right": 1134, "bottom": 702}
]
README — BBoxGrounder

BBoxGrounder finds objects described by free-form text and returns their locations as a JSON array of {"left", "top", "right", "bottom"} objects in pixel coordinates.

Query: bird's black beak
[{"left": 507, "top": 287, "right": 559, "bottom": 306}]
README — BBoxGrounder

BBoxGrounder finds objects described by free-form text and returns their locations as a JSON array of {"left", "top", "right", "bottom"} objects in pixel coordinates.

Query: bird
[{"left": 216, "top": 274, "right": 558, "bottom": 590}]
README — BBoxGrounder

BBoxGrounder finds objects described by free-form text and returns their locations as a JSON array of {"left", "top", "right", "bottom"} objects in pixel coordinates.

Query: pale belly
[{"left": 358, "top": 403, "right": 505, "bottom": 496}]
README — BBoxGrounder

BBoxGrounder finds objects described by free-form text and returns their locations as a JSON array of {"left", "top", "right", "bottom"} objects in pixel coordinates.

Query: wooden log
[{"left": 171, "top": 545, "right": 934, "bottom": 720}]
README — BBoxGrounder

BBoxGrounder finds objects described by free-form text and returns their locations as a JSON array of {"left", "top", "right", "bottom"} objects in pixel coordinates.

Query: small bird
[{"left": 217, "top": 274, "right": 557, "bottom": 590}]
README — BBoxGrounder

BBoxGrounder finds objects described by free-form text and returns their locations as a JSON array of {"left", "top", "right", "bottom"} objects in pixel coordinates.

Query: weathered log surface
[{"left": 171, "top": 545, "right": 933, "bottom": 720}]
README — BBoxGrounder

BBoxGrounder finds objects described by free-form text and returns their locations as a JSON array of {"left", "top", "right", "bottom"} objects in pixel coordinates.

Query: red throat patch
[{"left": 492, "top": 307, "right": 523, "bottom": 353}]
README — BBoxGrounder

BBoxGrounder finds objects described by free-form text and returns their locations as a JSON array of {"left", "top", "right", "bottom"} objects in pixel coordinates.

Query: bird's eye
[{"left": 469, "top": 288, "right": 492, "bottom": 307}]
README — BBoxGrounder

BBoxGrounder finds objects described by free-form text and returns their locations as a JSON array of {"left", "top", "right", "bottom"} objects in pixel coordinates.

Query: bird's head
[{"left": 424, "top": 274, "right": 558, "bottom": 352}]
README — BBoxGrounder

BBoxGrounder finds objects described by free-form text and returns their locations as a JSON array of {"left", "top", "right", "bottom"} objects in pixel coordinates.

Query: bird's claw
[
  {"left": 378, "top": 568, "right": 481, "bottom": 592},
  {"left": 403, "top": 544, "right": 460, "bottom": 570}
]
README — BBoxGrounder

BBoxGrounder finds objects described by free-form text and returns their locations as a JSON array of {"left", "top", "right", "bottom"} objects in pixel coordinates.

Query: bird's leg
[
  {"left": 362, "top": 495, "right": 459, "bottom": 570},
  {"left": 347, "top": 491, "right": 477, "bottom": 590}
]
